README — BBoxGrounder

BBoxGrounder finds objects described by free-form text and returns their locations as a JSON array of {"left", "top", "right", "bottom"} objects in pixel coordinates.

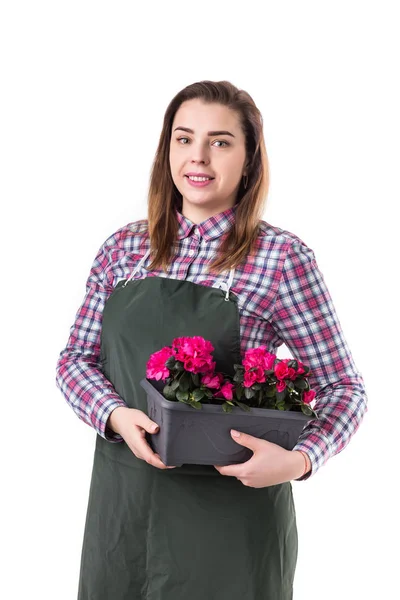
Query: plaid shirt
[{"left": 56, "top": 206, "right": 368, "bottom": 480}]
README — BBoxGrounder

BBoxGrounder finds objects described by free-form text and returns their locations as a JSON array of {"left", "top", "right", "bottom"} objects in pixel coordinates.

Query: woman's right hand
[{"left": 107, "top": 406, "right": 176, "bottom": 469}]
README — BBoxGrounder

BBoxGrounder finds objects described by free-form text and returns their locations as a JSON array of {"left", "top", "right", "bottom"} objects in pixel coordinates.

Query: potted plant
[{"left": 140, "top": 336, "right": 318, "bottom": 467}]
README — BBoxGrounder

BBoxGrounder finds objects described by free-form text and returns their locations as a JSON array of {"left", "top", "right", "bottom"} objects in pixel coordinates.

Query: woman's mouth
[{"left": 185, "top": 175, "right": 215, "bottom": 188}]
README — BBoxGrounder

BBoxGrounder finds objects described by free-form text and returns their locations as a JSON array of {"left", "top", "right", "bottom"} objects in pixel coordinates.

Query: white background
[{"left": 1, "top": 1, "right": 398, "bottom": 598}]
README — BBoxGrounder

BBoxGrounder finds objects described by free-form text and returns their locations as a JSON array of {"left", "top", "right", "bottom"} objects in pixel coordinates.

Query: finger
[
  {"left": 133, "top": 410, "right": 160, "bottom": 435},
  {"left": 134, "top": 432, "right": 174, "bottom": 470},
  {"left": 124, "top": 429, "right": 162, "bottom": 467},
  {"left": 146, "top": 453, "right": 172, "bottom": 469},
  {"left": 215, "top": 464, "right": 244, "bottom": 478},
  {"left": 230, "top": 430, "right": 260, "bottom": 451},
  {"left": 136, "top": 440, "right": 168, "bottom": 469},
  {"left": 154, "top": 453, "right": 176, "bottom": 469}
]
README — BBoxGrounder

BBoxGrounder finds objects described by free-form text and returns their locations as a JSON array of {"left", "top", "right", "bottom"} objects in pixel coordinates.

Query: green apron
[{"left": 77, "top": 250, "right": 298, "bottom": 599}]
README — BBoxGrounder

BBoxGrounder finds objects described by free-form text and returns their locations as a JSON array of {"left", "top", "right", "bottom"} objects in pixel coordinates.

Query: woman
[{"left": 56, "top": 80, "right": 368, "bottom": 599}]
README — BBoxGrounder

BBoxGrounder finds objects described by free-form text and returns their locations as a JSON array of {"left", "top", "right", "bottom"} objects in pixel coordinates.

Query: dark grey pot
[{"left": 140, "top": 378, "right": 314, "bottom": 467}]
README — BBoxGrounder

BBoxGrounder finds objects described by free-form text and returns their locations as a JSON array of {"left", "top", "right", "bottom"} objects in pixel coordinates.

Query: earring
[{"left": 243, "top": 174, "right": 248, "bottom": 190}]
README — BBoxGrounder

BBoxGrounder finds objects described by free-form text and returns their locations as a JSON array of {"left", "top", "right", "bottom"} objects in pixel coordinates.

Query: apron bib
[{"left": 77, "top": 251, "right": 298, "bottom": 600}]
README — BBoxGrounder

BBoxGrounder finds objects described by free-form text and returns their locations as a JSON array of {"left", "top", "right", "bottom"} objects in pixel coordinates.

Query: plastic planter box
[{"left": 140, "top": 378, "right": 313, "bottom": 467}]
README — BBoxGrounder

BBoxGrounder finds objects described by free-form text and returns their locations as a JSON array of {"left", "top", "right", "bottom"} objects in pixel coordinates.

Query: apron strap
[
  {"left": 123, "top": 247, "right": 235, "bottom": 300},
  {"left": 221, "top": 266, "right": 236, "bottom": 301},
  {"left": 123, "top": 247, "right": 151, "bottom": 286}
]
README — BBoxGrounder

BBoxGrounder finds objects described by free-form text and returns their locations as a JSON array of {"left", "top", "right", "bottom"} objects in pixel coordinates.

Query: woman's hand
[
  {"left": 107, "top": 407, "right": 176, "bottom": 470},
  {"left": 214, "top": 430, "right": 305, "bottom": 487}
]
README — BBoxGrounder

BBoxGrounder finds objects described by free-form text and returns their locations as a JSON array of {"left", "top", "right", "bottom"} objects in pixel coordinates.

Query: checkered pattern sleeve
[
  {"left": 55, "top": 231, "right": 127, "bottom": 442},
  {"left": 270, "top": 239, "right": 368, "bottom": 480}
]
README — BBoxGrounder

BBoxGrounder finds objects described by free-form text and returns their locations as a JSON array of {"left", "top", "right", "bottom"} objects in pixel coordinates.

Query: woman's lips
[{"left": 185, "top": 175, "right": 215, "bottom": 188}]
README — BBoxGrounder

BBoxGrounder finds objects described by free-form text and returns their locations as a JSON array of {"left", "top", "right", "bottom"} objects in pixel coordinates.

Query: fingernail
[{"left": 231, "top": 429, "right": 240, "bottom": 438}]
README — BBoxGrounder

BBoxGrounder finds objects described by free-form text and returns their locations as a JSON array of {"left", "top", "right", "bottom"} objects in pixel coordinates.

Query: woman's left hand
[{"left": 214, "top": 430, "right": 305, "bottom": 488}]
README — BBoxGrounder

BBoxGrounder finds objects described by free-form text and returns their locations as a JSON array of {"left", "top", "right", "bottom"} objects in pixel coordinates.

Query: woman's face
[{"left": 169, "top": 99, "right": 248, "bottom": 219}]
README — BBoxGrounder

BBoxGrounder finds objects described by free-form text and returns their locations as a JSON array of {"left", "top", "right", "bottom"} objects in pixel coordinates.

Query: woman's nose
[{"left": 190, "top": 144, "right": 210, "bottom": 164}]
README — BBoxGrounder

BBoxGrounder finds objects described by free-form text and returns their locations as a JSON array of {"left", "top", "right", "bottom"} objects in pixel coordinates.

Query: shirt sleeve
[
  {"left": 270, "top": 239, "right": 368, "bottom": 480},
  {"left": 55, "top": 228, "right": 127, "bottom": 442}
]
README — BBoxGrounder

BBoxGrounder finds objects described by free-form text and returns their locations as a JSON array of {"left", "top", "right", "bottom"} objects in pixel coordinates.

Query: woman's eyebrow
[{"left": 173, "top": 126, "right": 236, "bottom": 138}]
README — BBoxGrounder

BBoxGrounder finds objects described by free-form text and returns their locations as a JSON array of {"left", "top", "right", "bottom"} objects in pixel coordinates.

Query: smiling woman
[{"left": 56, "top": 79, "right": 368, "bottom": 600}]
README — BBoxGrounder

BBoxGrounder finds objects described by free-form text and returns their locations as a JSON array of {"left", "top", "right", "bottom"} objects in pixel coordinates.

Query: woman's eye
[{"left": 177, "top": 137, "right": 229, "bottom": 147}]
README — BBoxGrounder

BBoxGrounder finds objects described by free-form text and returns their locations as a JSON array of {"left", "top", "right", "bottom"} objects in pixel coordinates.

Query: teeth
[{"left": 188, "top": 176, "right": 212, "bottom": 182}]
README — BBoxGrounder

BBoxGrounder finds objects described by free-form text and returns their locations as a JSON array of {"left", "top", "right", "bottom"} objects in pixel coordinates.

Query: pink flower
[
  {"left": 243, "top": 366, "right": 265, "bottom": 387},
  {"left": 263, "top": 352, "right": 276, "bottom": 370},
  {"left": 296, "top": 363, "right": 306, "bottom": 376},
  {"left": 214, "top": 382, "right": 235, "bottom": 401},
  {"left": 241, "top": 347, "right": 276, "bottom": 388},
  {"left": 303, "top": 389, "right": 316, "bottom": 404},
  {"left": 201, "top": 372, "right": 224, "bottom": 389},
  {"left": 280, "top": 359, "right": 298, "bottom": 380},
  {"left": 243, "top": 347, "right": 276, "bottom": 371},
  {"left": 184, "top": 356, "right": 214, "bottom": 373},
  {"left": 243, "top": 371, "right": 257, "bottom": 387},
  {"left": 274, "top": 361, "right": 290, "bottom": 380},
  {"left": 146, "top": 347, "right": 174, "bottom": 381},
  {"left": 172, "top": 336, "right": 214, "bottom": 373},
  {"left": 173, "top": 336, "right": 214, "bottom": 358},
  {"left": 276, "top": 380, "right": 286, "bottom": 393}
]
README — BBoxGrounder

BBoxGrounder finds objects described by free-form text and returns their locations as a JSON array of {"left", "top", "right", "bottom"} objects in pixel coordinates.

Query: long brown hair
[{"left": 147, "top": 80, "right": 269, "bottom": 274}]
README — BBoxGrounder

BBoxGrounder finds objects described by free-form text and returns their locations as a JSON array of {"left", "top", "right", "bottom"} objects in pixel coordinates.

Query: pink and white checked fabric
[{"left": 56, "top": 206, "right": 368, "bottom": 480}]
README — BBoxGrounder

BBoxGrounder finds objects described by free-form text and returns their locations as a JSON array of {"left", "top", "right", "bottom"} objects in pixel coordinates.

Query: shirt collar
[{"left": 175, "top": 205, "right": 237, "bottom": 241}]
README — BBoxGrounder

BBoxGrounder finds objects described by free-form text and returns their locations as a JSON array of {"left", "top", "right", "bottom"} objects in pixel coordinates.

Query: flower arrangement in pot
[{"left": 140, "top": 336, "right": 318, "bottom": 467}]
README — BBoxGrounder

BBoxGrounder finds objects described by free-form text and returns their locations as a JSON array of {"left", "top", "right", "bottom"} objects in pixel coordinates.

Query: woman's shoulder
[
  {"left": 258, "top": 219, "right": 303, "bottom": 243},
  {"left": 111, "top": 218, "right": 148, "bottom": 239},
  {"left": 258, "top": 220, "right": 315, "bottom": 262},
  {"left": 127, "top": 218, "right": 149, "bottom": 235},
  {"left": 258, "top": 219, "right": 311, "bottom": 251},
  {"left": 100, "top": 219, "right": 149, "bottom": 252}
]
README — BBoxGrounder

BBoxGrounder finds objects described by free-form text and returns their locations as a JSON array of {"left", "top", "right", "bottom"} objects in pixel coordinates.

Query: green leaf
[
  {"left": 276, "top": 390, "right": 286, "bottom": 402},
  {"left": 222, "top": 402, "right": 233, "bottom": 413},
  {"left": 179, "top": 371, "right": 191, "bottom": 392},
  {"left": 170, "top": 379, "right": 180, "bottom": 391},
  {"left": 234, "top": 385, "right": 243, "bottom": 400},
  {"left": 244, "top": 387, "right": 255, "bottom": 399},
  {"left": 192, "top": 389, "right": 205, "bottom": 401},
  {"left": 189, "top": 400, "right": 202, "bottom": 410},
  {"left": 204, "top": 388, "right": 214, "bottom": 399},
  {"left": 233, "top": 372, "right": 244, "bottom": 383},
  {"left": 301, "top": 404, "right": 313, "bottom": 416},
  {"left": 165, "top": 356, "right": 176, "bottom": 369},
  {"left": 176, "top": 390, "right": 189, "bottom": 402},
  {"left": 191, "top": 372, "right": 200, "bottom": 387},
  {"left": 295, "top": 379, "right": 308, "bottom": 390},
  {"left": 163, "top": 385, "right": 177, "bottom": 401},
  {"left": 235, "top": 401, "right": 251, "bottom": 412}
]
